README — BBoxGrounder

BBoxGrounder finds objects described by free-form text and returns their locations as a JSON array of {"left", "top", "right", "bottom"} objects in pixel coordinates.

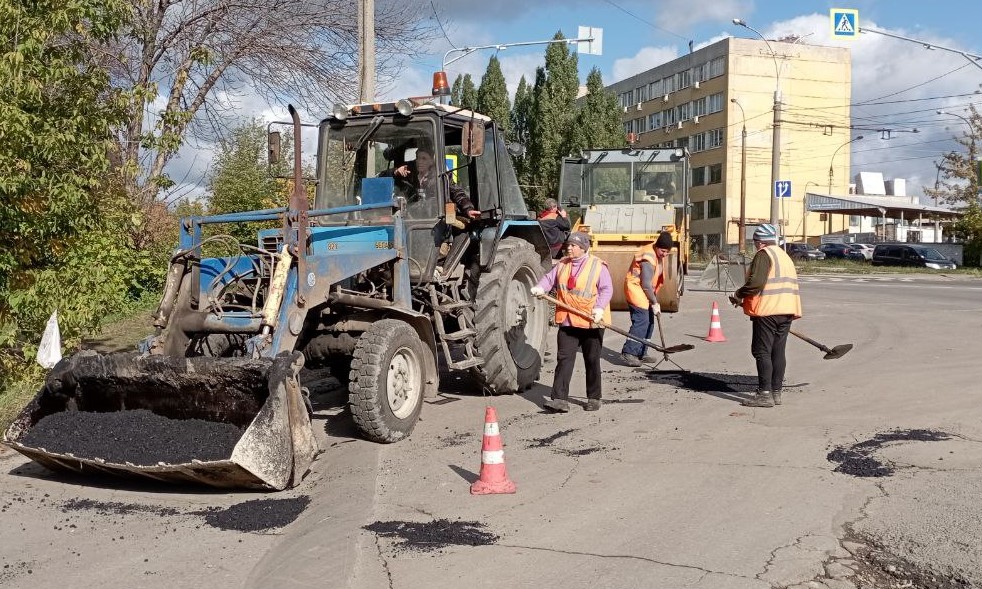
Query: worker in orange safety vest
[
  {"left": 531, "top": 231, "right": 612, "bottom": 412},
  {"left": 619, "top": 231, "right": 674, "bottom": 367},
  {"left": 730, "top": 223, "right": 802, "bottom": 408}
]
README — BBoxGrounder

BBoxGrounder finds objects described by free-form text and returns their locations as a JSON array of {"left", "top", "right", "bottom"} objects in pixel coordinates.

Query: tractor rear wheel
[
  {"left": 349, "top": 320, "right": 428, "bottom": 443},
  {"left": 472, "top": 237, "right": 549, "bottom": 393}
]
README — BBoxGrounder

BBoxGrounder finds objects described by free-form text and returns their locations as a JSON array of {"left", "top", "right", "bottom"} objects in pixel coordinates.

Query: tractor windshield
[{"left": 315, "top": 118, "right": 439, "bottom": 219}]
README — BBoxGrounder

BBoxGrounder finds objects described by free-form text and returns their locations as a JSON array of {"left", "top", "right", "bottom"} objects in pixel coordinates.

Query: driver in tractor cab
[{"left": 384, "top": 145, "right": 479, "bottom": 221}]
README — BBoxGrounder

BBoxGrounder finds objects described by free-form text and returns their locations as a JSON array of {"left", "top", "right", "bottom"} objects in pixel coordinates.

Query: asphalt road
[{"left": 2, "top": 273, "right": 981, "bottom": 589}]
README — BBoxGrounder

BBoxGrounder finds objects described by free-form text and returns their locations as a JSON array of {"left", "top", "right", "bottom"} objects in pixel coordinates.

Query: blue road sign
[
  {"left": 774, "top": 180, "right": 792, "bottom": 198},
  {"left": 831, "top": 8, "right": 858, "bottom": 39}
]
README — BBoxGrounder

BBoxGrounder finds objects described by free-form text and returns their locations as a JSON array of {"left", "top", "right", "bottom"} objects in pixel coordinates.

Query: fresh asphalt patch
[
  {"left": 364, "top": 519, "right": 498, "bottom": 553},
  {"left": 827, "top": 429, "right": 951, "bottom": 477}
]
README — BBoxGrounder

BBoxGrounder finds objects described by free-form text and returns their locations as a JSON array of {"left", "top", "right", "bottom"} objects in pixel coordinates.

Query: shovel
[
  {"left": 790, "top": 329, "right": 853, "bottom": 360},
  {"left": 540, "top": 294, "right": 694, "bottom": 355}
]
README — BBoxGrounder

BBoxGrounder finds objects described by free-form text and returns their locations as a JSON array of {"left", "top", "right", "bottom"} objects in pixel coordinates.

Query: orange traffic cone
[
  {"left": 470, "top": 406, "right": 516, "bottom": 495},
  {"left": 705, "top": 301, "right": 727, "bottom": 342}
]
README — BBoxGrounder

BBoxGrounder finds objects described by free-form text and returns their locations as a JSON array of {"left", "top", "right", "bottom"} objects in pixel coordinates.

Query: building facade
[{"left": 606, "top": 37, "right": 851, "bottom": 253}]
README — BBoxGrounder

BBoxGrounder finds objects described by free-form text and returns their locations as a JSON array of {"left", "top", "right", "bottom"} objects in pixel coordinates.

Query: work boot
[
  {"left": 543, "top": 398, "right": 570, "bottom": 413},
  {"left": 772, "top": 390, "right": 783, "bottom": 405},
  {"left": 619, "top": 353, "right": 643, "bottom": 367},
  {"left": 584, "top": 399, "right": 602, "bottom": 411},
  {"left": 741, "top": 391, "right": 775, "bottom": 408}
]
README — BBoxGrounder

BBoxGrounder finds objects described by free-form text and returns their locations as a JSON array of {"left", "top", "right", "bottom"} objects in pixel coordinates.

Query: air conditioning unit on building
[
  {"left": 693, "top": 81, "right": 700, "bottom": 89},
  {"left": 662, "top": 94, "right": 670, "bottom": 102},
  {"left": 692, "top": 115, "right": 700, "bottom": 124},
  {"left": 623, "top": 106, "right": 629, "bottom": 113},
  {"left": 677, "top": 121, "right": 684, "bottom": 130},
  {"left": 636, "top": 103, "right": 643, "bottom": 111}
]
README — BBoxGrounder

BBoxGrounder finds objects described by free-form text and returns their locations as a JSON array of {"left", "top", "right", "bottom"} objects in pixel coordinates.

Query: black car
[
  {"left": 783, "top": 243, "right": 826, "bottom": 261},
  {"left": 871, "top": 244, "right": 957, "bottom": 269},
  {"left": 818, "top": 243, "right": 854, "bottom": 259}
]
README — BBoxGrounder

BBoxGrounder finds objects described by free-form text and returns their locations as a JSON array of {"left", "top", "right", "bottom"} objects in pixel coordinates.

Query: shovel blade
[
  {"left": 662, "top": 344, "right": 695, "bottom": 354},
  {"left": 823, "top": 344, "right": 853, "bottom": 360}
]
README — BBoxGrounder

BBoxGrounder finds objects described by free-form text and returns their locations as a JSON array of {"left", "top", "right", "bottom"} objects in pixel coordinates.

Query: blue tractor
[{"left": 4, "top": 100, "right": 552, "bottom": 489}]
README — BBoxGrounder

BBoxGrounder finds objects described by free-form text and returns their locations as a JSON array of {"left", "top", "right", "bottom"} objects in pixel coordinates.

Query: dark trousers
[
  {"left": 750, "top": 315, "right": 793, "bottom": 392},
  {"left": 552, "top": 326, "right": 604, "bottom": 401},
  {"left": 622, "top": 303, "right": 654, "bottom": 357}
]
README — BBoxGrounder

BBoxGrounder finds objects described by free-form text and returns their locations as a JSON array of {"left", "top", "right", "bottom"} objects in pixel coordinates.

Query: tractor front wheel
[{"left": 348, "top": 320, "right": 429, "bottom": 443}]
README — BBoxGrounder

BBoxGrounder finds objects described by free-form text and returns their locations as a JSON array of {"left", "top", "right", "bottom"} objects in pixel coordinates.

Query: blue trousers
[{"left": 621, "top": 303, "right": 655, "bottom": 357}]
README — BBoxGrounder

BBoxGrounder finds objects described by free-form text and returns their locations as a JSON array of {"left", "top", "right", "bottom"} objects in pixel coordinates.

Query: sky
[{"left": 164, "top": 0, "right": 982, "bottom": 205}]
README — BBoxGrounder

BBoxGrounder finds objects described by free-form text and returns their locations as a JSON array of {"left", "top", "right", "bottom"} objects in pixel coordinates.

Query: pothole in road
[
  {"left": 644, "top": 371, "right": 759, "bottom": 393},
  {"left": 827, "top": 429, "right": 950, "bottom": 478},
  {"left": 525, "top": 429, "right": 615, "bottom": 457},
  {"left": 195, "top": 496, "right": 311, "bottom": 532},
  {"left": 809, "top": 527, "right": 976, "bottom": 589},
  {"left": 364, "top": 519, "right": 498, "bottom": 552}
]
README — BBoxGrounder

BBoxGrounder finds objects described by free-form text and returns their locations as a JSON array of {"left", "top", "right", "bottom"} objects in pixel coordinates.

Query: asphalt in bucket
[
  {"left": 827, "top": 429, "right": 950, "bottom": 477},
  {"left": 364, "top": 519, "right": 498, "bottom": 552},
  {"left": 21, "top": 409, "right": 243, "bottom": 465}
]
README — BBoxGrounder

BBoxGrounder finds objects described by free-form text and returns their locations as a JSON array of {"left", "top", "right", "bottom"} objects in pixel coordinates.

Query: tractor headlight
[
  {"left": 332, "top": 103, "right": 349, "bottom": 121},
  {"left": 395, "top": 99, "right": 414, "bottom": 117}
]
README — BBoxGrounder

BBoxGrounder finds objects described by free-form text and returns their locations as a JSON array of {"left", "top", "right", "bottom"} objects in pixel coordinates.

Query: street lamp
[
  {"left": 732, "top": 19, "right": 812, "bottom": 238},
  {"left": 828, "top": 135, "right": 864, "bottom": 233},
  {"left": 936, "top": 108, "right": 975, "bottom": 152},
  {"left": 731, "top": 98, "right": 748, "bottom": 251}
]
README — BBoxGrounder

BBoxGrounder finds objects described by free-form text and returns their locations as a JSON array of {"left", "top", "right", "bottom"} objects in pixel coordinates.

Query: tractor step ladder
[{"left": 427, "top": 284, "right": 483, "bottom": 372}]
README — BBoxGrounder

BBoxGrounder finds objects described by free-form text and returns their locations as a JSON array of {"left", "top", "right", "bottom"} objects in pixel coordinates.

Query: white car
[{"left": 847, "top": 243, "right": 874, "bottom": 261}]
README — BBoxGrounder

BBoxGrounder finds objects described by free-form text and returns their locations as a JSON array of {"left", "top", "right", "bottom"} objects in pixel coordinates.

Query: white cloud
[
  {"left": 655, "top": 0, "right": 753, "bottom": 31},
  {"left": 612, "top": 45, "right": 679, "bottom": 82}
]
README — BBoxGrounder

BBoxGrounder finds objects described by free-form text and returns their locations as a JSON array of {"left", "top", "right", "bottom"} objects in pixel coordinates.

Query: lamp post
[
  {"left": 828, "top": 135, "right": 864, "bottom": 234},
  {"left": 936, "top": 109, "right": 975, "bottom": 151},
  {"left": 731, "top": 20, "right": 812, "bottom": 239},
  {"left": 731, "top": 98, "right": 747, "bottom": 251}
]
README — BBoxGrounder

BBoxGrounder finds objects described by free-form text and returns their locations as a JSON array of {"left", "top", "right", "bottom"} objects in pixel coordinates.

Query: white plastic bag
[{"left": 37, "top": 310, "right": 62, "bottom": 369}]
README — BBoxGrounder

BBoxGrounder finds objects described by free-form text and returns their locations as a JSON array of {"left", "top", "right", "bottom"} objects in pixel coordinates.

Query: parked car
[
  {"left": 783, "top": 242, "right": 826, "bottom": 261},
  {"left": 818, "top": 243, "right": 854, "bottom": 259},
  {"left": 871, "top": 244, "right": 957, "bottom": 269},
  {"left": 847, "top": 243, "right": 874, "bottom": 261}
]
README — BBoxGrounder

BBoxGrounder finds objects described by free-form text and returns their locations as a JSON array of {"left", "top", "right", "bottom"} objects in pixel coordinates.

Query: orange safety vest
[
  {"left": 624, "top": 244, "right": 664, "bottom": 308},
  {"left": 742, "top": 245, "right": 802, "bottom": 318},
  {"left": 554, "top": 255, "right": 612, "bottom": 327}
]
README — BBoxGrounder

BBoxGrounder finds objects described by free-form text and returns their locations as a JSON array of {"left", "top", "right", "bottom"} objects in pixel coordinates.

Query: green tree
[
  {"left": 0, "top": 0, "right": 162, "bottom": 380},
  {"left": 451, "top": 74, "right": 463, "bottom": 106},
  {"left": 460, "top": 73, "right": 478, "bottom": 111},
  {"left": 578, "top": 67, "right": 624, "bottom": 149},
  {"left": 511, "top": 75, "right": 533, "bottom": 144},
  {"left": 477, "top": 56, "right": 511, "bottom": 137},
  {"left": 526, "top": 32, "right": 580, "bottom": 204},
  {"left": 924, "top": 105, "right": 982, "bottom": 266}
]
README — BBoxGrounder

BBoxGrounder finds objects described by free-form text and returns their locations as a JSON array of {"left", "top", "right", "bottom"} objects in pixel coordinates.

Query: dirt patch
[
  {"left": 22, "top": 409, "right": 243, "bottom": 465},
  {"left": 435, "top": 431, "right": 474, "bottom": 449},
  {"left": 527, "top": 429, "right": 576, "bottom": 449},
  {"left": 827, "top": 429, "right": 950, "bottom": 478},
  {"left": 364, "top": 519, "right": 498, "bottom": 552},
  {"left": 61, "top": 498, "right": 181, "bottom": 517},
  {"left": 196, "top": 496, "right": 311, "bottom": 532}
]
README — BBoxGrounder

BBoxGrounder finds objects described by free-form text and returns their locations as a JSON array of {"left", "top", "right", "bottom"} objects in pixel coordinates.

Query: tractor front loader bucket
[{"left": 3, "top": 350, "right": 317, "bottom": 491}]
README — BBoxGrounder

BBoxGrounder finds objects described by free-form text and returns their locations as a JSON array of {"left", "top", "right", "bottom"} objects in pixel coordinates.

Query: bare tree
[{"left": 99, "top": 0, "right": 432, "bottom": 245}]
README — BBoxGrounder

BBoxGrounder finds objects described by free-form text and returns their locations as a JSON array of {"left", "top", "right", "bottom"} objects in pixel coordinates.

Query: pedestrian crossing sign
[{"left": 830, "top": 8, "right": 858, "bottom": 39}]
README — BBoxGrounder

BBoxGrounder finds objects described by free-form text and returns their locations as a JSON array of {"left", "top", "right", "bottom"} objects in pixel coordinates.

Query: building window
[
  {"left": 665, "top": 75, "right": 676, "bottom": 93},
  {"left": 707, "top": 128, "right": 723, "bottom": 149},
  {"left": 648, "top": 112, "right": 662, "bottom": 130},
  {"left": 676, "top": 102, "right": 690, "bottom": 122},
  {"left": 664, "top": 108, "right": 676, "bottom": 125},
  {"left": 691, "top": 201, "right": 705, "bottom": 220},
  {"left": 708, "top": 92, "right": 723, "bottom": 114},
  {"left": 709, "top": 163, "right": 722, "bottom": 184},
  {"left": 708, "top": 198, "right": 722, "bottom": 218},
  {"left": 677, "top": 69, "right": 691, "bottom": 89},
  {"left": 692, "top": 166, "right": 707, "bottom": 186},
  {"left": 649, "top": 79, "right": 663, "bottom": 97},
  {"left": 710, "top": 57, "right": 725, "bottom": 78},
  {"left": 637, "top": 85, "right": 648, "bottom": 103},
  {"left": 690, "top": 133, "right": 706, "bottom": 152},
  {"left": 676, "top": 137, "right": 689, "bottom": 150},
  {"left": 693, "top": 97, "right": 707, "bottom": 117},
  {"left": 624, "top": 122, "right": 632, "bottom": 134}
]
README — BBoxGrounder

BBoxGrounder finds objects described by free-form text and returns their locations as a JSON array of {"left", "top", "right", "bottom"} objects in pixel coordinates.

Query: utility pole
[
  {"left": 731, "top": 98, "right": 747, "bottom": 252},
  {"left": 358, "top": 0, "right": 375, "bottom": 103}
]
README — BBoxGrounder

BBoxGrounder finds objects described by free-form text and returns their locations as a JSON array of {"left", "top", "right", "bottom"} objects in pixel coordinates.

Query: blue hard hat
[{"left": 753, "top": 224, "right": 779, "bottom": 242}]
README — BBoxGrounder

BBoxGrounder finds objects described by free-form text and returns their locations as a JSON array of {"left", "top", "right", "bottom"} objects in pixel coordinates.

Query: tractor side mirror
[
  {"left": 461, "top": 121, "right": 485, "bottom": 157},
  {"left": 267, "top": 131, "right": 282, "bottom": 165}
]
